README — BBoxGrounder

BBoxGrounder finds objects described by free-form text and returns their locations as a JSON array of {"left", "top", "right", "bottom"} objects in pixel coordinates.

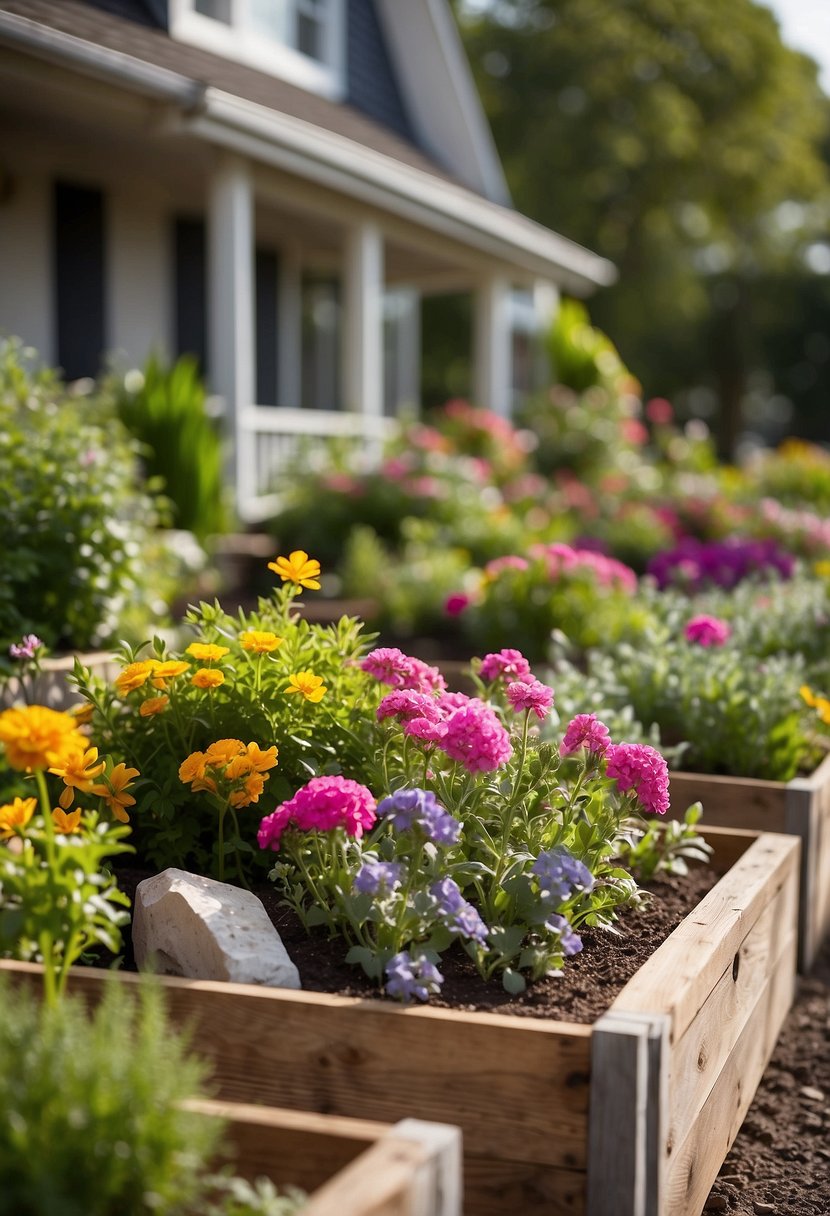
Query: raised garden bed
[
  {"left": 0, "top": 651, "right": 117, "bottom": 712},
  {"left": 192, "top": 1100, "right": 461, "bottom": 1216},
  {"left": 0, "top": 826, "right": 799, "bottom": 1216},
  {"left": 669, "top": 754, "right": 830, "bottom": 970}
]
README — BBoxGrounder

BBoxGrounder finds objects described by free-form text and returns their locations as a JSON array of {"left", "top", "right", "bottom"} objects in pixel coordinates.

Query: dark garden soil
[{"left": 112, "top": 863, "right": 830, "bottom": 1212}]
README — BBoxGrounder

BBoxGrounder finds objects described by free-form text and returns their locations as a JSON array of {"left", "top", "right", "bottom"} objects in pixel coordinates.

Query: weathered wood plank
[
  {"left": 663, "top": 929, "right": 797, "bottom": 1216},
  {"left": 611, "top": 833, "right": 799, "bottom": 1044},
  {"left": 669, "top": 771, "right": 788, "bottom": 832},
  {"left": 462, "top": 1156, "right": 586, "bottom": 1216}
]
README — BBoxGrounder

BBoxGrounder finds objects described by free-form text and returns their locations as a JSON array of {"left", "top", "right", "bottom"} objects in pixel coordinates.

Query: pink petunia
[{"left": 560, "top": 713, "right": 611, "bottom": 758}]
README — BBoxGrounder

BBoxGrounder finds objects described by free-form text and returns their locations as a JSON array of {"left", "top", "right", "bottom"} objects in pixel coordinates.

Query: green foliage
[
  {"left": 112, "top": 355, "right": 228, "bottom": 542},
  {"left": 0, "top": 339, "right": 170, "bottom": 653},
  {"left": 617, "top": 802, "right": 712, "bottom": 881},
  {"left": 0, "top": 976, "right": 224, "bottom": 1216}
]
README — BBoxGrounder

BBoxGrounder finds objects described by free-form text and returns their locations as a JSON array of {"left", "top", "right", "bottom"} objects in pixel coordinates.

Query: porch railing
[{"left": 233, "top": 404, "right": 398, "bottom": 523}]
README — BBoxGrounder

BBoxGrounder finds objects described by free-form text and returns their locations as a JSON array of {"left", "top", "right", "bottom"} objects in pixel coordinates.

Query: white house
[{"left": 0, "top": 0, "right": 614, "bottom": 520}]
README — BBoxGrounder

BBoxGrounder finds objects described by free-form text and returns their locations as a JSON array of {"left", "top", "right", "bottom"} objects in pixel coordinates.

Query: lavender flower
[
  {"left": 9, "top": 634, "right": 43, "bottom": 661},
  {"left": 429, "top": 878, "right": 489, "bottom": 945},
  {"left": 352, "top": 860, "right": 404, "bottom": 896},
  {"left": 545, "top": 913, "right": 583, "bottom": 957},
  {"left": 384, "top": 951, "right": 444, "bottom": 1003},
  {"left": 532, "top": 847, "right": 595, "bottom": 900},
  {"left": 377, "top": 788, "right": 461, "bottom": 846}
]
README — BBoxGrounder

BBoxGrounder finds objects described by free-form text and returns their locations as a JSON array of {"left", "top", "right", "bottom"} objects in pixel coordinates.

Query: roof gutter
[{"left": 0, "top": 9, "right": 615, "bottom": 292}]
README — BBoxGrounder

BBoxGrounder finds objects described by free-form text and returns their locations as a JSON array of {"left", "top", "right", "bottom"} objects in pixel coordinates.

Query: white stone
[{"left": 132, "top": 868, "right": 301, "bottom": 989}]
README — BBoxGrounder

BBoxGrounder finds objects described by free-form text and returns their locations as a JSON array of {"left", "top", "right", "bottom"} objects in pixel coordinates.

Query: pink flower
[
  {"left": 684, "top": 615, "right": 731, "bottom": 647},
  {"left": 560, "top": 713, "right": 611, "bottom": 758},
  {"left": 605, "top": 744, "right": 670, "bottom": 816},
  {"left": 403, "top": 717, "right": 449, "bottom": 743},
  {"left": 646, "top": 397, "right": 674, "bottom": 425},
  {"left": 438, "top": 691, "right": 473, "bottom": 713},
  {"left": 445, "top": 593, "right": 471, "bottom": 617},
  {"left": 258, "top": 776, "right": 377, "bottom": 851},
  {"left": 483, "top": 555, "right": 529, "bottom": 581},
  {"left": 479, "top": 649, "right": 532, "bottom": 684},
  {"left": 361, "top": 649, "right": 446, "bottom": 693},
  {"left": 439, "top": 701, "right": 513, "bottom": 773},
  {"left": 377, "top": 690, "right": 443, "bottom": 724},
  {"left": 506, "top": 679, "right": 554, "bottom": 720}
]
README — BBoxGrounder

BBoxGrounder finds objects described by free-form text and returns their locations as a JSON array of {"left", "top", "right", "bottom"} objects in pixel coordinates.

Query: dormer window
[{"left": 171, "top": 0, "right": 345, "bottom": 98}]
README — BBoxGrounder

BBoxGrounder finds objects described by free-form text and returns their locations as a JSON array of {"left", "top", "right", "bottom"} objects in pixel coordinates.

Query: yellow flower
[
  {"left": 179, "top": 751, "right": 207, "bottom": 784},
  {"left": 285, "top": 671, "right": 327, "bottom": 703},
  {"left": 115, "top": 661, "right": 156, "bottom": 696},
  {"left": 205, "top": 739, "right": 246, "bottom": 767},
  {"left": 268, "top": 550, "right": 321, "bottom": 590},
  {"left": 801, "top": 685, "right": 817, "bottom": 707},
  {"left": 140, "top": 695, "right": 169, "bottom": 717},
  {"left": 191, "top": 669, "right": 225, "bottom": 690},
  {"left": 814, "top": 561, "right": 830, "bottom": 580},
  {"left": 49, "top": 745, "right": 107, "bottom": 809},
  {"left": 229, "top": 772, "right": 265, "bottom": 808},
  {"left": 0, "top": 705, "right": 85, "bottom": 772},
  {"left": 243, "top": 741, "right": 279, "bottom": 773},
  {"left": 70, "top": 702, "right": 94, "bottom": 726},
  {"left": 150, "top": 660, "right": 190, "bottom": 689},
  {"left": 0, "top": 796, "right": 36, "bottom": 838},
  {"left": 240, "top": 630, "right": 283, "bottom": 654},
  {"left": 52, "top": 807, "right": 82, "bottom": 834},
  {"left": 186, "top": 642, "right": 230, "bottom": 663},
  {"left": 90, "top": 763, "right": 140, "bottom": 823},
  {"left": 817, "top": 698, "right": 830, "bottom": 726}
]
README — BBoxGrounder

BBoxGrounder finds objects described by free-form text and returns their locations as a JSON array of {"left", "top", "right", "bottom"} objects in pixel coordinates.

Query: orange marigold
[
  {"left": 186, "top": 642, "right": 230, "bottom": 663},
  {"left": 115, "top": 661, "right": 156, "bottom": 696},
  {"left": 140, "top": 696, "right": 170, "bottom": 717},
  {"left": 191, "top": 669, "right": 225, "bottom": 690},
  {"left": 90, "top": 763, "right": 139, "bottom": 823},
  {"left": 49, "top": 744, "right": 107, "bottom": 809},
  {"left": 52, "top": 807, "right": 83, "bottom": 834},
  {"left": 0, "top": 705, "right": 85, "bottom": 771},
  {"left": 268, "top": 550, "right": 321, "bottom": 590},
  {"left": 0, "top": 796, "right": 36, "bottom": 838},
  {"left": 285, "top": 671, "right": 327, "bottom": 703},
  {"left": 150, "top": 660, "right": 190, "bottom": 689},
  {"left": 240, "top": 630, "right": 283, "bottom": 654}
]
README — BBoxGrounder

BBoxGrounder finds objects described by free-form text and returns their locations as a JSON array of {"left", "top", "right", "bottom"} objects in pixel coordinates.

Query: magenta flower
[
  {"left": 439, "top": 700, "right": 512, "bottom": 773},
  {"left": 478, "top": 648, "right": 532, "bottom": 684},
  {"left": 360, "top": 648, "right": 446, "bottom": 693},
  {"left": 684, "top": 614, "right": 731, "bottom": 647},
  {"left": 258, "top": 776, "right": 377, "bottom": 851},
  {"left": 377, "top": 690, "right": 443, "bottom": 724},
  {"left": 560, "top": 713, "right": 611, "bottom": 758},
  {"left": 444, "top": 593, "right": 471, "bottom": 617},
  {"left": 506, "top": 679, "right": 554, "bottom": 720},
  {"left": 605, "top": 743, "right": 670, "bottom": 816},
  {"left": 9, "top": 634, "right": 43, "bottom": 660}
]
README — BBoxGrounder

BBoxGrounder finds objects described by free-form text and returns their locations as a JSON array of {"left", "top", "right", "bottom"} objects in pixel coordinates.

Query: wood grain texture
[
  {"left": 611, "top": 833, "right": 799, "bottom": 1044},
  {"left": 669, "top": 770, "right": 788, "bottom": 832}
]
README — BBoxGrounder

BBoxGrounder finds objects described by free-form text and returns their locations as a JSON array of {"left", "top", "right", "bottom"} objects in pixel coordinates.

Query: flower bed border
[
  {"left": 191, "top": 1099, "right": 461, "bottom": 1216},
  {"left": 0, "top": 652, "right": 117, "bottom": 712},
  {"left": 669, "top": 752, "right": 830, "bottom": 970},
  {"left": 0, "top": 826, "right": 799, "bottom": 1216}
]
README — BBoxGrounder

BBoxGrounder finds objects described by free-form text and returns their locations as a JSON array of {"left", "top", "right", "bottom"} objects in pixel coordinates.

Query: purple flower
[
  {"left": 352, "top": 860, "right": 405, "bottom": 896},
  {"left": 429, "top": 878, "right": 489, "bottom": 945},
  {"left": 532, "top": 847, "right": 595, "bottom": 900},
  {"left": 684, "top": 614, "right": 731, "bottom": 647},
  {"left": 384, "top": 951, "right": 444, "bottom": 1003},
  {"left": 647, "top": 537, "right": 795, "bottom": 592},
  {"left": 545, "top": 913, "right": 583, "bottom": 956},
  {"left": 9, "top": 634, "right": 43, "bottom": 661},
  {"left": 377, "top": 788, "right": 461, "bottom": 846},
  {"left": 605, "top": 743, "right": 670, "bottom": 816},
  {"left": 560, "top": 713, "right": 611, "bottom": 758},
  {"left": 506, "top": 678, "right": 554, "bottom": 720}
]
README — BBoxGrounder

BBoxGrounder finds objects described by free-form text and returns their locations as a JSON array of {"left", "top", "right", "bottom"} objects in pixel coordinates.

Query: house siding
[{"left": 346, "top": 0, "right": 417, "bottom": 145}]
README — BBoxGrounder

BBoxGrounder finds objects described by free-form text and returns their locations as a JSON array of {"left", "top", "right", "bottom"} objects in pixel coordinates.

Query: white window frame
[{"left": 169, "top": 0, "right": 346, "bottom": 100}]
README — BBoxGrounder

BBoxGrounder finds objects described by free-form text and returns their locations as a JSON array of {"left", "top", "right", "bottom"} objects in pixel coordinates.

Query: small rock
[
  {"left": 799, "top": 1086, "right": 825, "bottom": 1103},
  {"left": 704, "top": 1196, "right": 728, "bottom": 1212},
  {"left": 133, "top": 868, "right": 301, "bottom": 989},
  {"left": 753, "top": 1203, "right": 776, "bottom": 1215}
]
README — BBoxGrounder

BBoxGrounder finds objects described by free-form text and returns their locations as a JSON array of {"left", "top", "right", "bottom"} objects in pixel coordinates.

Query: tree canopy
[{"left": 454, "top": 0, "right": 830, "bottom": 451}]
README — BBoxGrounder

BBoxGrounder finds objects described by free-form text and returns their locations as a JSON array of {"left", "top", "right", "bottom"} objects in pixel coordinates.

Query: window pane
[
  {"left": 301, "top": 275, "right": 340, "bottom": 411},
  {"left": 248, "top": 0, "right": 288, "bottom": 41},
  {"left": 194, "top": 0, "right": 232, "bottom": 22},
  {"left": 297, "top": 13, "right": 323, "bottom": 59}
]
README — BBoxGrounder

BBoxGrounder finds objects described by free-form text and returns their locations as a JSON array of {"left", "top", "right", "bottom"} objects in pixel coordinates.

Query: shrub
[{"left": 0, "top": 339, "right": 169, "bottom": 655}]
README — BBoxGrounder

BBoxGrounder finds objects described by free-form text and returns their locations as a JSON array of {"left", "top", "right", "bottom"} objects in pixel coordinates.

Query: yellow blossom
[
  {"left": 243, "top": 741, "right": 278, "bottom": 773},
  {"left": 115, "top": 661, "right": 156, "bottom": 696},
  {"left": 204, "top": 739, "right": 246, "bottom": 767},
  {"left": 179, "top": 751, "right": 207, "bottom": 784},
  {"left": 150, "top": 660, "right": 190, "bottom": 689},
  {"left": 268, "top": 550, "right": 321, "bottom": 590},
  {"left": 186, "top": 642, "right": 229, "bottom": 664},
  {"left": 90, "top": 763, "right": 139, "bottom": 823},
  {"left": 49, "top": 744, "right": 107, "bottom": 809},
  {"left": 191, "top": 669, "right": 225, "bottom": 690},
  {"left": 229, "top": 772, "right": 265, "bottom": 807},
  {"left": 814, "top": 561, "right": 830, "bottom": 580},
  {"left": 285, "top": 671, "right": 327, "bottom": 703},
  {"left": 52, "top": 807, "right": 82, "bottom": 834},
  {"left": 70, "top": 702, "right": 94, "bottom": 726},
  {"left": 240, "top": 630, "right": 283, "bottom": 654},
  {"left": 140, "top": 696, "right": 169, "bottom": 717},
  {"left": 0, "top": 705, "right": 85, "bottom": 772},
  {"left": 801, "top": 685, "right": 817, "bottom": 708},
  {"left": 0, "top": 796, "right": 36, "bottom": 838}
]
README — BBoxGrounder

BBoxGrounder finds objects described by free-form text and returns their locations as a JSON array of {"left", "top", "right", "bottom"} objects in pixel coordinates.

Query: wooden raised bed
[
  {"left": 0, "top": 826, "right": 799, "bottom": 1216},
  {"left": 0, "top": 651, "right": 117, "bottom": 712},
  {"left": 191, "top": 1100, "right": 461, "bottom": 1216},
  {"left": 670, "top": 753, "right": 830, "bottom": 970}
]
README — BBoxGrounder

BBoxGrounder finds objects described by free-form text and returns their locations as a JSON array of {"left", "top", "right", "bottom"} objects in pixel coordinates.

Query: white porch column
[
  {"left": 473, "top": 274, "right": 512, "bottom": 418},
  {"left": 208, "top": 153, "right": 255, "bottom": 518},
  {"left": 343, "top": 221, "right": 384, "bottom": 418},
  {"left": 533, "top": 278, "right": 560, "bottom": 391},
  {"left": 277, "top": 244, "right": 302, "bottom": 408}
]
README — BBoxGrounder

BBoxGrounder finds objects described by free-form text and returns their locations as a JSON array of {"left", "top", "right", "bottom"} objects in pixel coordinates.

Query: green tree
[{"left": 455, "top": 0, "right": 830, "bottom": 453}]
